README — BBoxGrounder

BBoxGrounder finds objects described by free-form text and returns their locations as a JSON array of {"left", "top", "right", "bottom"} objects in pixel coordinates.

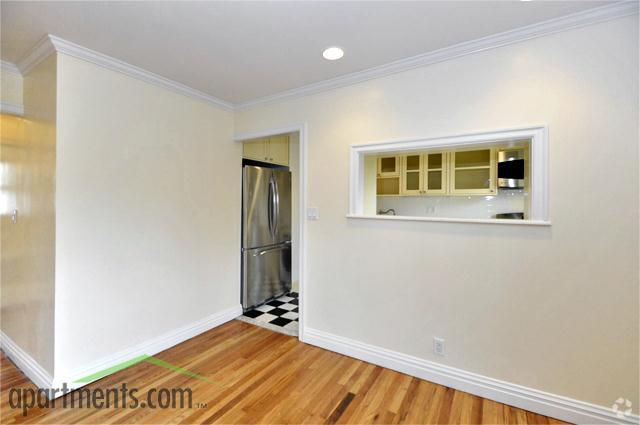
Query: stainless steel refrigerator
[{"left": 242, "top": 166, "right": 292, "bottom": 310}]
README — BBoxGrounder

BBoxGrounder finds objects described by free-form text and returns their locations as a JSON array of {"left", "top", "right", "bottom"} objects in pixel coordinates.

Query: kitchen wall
[
  {"left": 377, "top": 190, "right": 525, "bottom": 219},
  {"left": 235, "top": 15, "right": 639, "bottom": 411},
  {"left": 0, "top": 55, "right": 56, "bottom": 375},
  {"left": 54, "top": 54, "right": 239, "bottom": 377}
]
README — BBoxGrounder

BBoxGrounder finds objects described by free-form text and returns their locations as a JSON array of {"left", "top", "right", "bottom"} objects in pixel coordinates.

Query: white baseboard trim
[
  {"left": 53, "top": 304, "right": 242, "bottom": 391},
  {"left": 0, "top": 331, "right": 54, "bottom": 389},
  {"left": 2, "top": 305, "right": 241, "bottom": 394},
  {"left": 303, "top": 328, "right": 639, "bottom": 425}
]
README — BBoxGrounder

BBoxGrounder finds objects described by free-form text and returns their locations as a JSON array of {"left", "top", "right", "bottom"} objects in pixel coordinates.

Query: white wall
[
  {"left": 377, "top": 191, "right": 525, "bottom": 219},
  {"left": 236, "top": 15, "right": 639, "bottom": 411},
  {"left": 1, "top": 68, "right": 23, "bottom": 109},
  {"left": 54, "top": 54, "right": 240, "bottom": 376},
  {"left": 1, "top": 55, "right": 56, "bottom": 374}
]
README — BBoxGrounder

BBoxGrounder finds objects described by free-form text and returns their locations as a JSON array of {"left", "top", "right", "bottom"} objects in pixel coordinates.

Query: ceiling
[{"left": 1, "top": 1, "right": 611, "bottom": 104}]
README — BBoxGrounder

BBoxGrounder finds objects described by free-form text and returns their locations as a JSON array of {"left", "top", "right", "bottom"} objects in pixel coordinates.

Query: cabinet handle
[{"left": 270, "top": 158, "right": 274, "bottom": 161}]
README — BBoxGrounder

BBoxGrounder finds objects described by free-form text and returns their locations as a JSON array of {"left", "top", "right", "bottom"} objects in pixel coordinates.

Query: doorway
[{"left": 235, "top": 126, "right": 305, "bottom": 340}]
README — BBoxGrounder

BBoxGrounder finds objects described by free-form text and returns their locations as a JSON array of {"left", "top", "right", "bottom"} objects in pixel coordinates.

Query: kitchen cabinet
[
  {"left": 374, "top": 148, "right": 498, "bottom": 197},
  {"left": 449, "top": 148, "right": 497, "bottom": 195},
  {"left": 242, "top": 135, "right": 289, "bottom": 166},
  {"left": 401, "top": 154, "right": 423, "bottom": 195},
  {"left": 377, "top": 156, "right": 400, "bottom": 177},
  {"left": 243, "top": 138, "right": 267, "bottom": 162},
  {"left": 376, "top": 155, "right": 401, "bottom": 195},
  {"left": 267, "top": 135, "right": 289, "bottom": 165},
  {"left": 376, "top": 176, "right": 400, "bottom": 196},
  {"left": 424, "top": 152, "right": 447, "bottom": 195}
]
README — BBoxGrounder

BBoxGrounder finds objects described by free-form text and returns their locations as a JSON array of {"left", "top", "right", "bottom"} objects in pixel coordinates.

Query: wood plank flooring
[{"left": 1, "top": 320, "right": 567, "bottom": 424}]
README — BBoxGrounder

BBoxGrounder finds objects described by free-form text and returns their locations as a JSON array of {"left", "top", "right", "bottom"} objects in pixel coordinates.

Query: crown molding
[
  {"left": 0, "top": 101, "right": 24, "bottom": 116},
  {"left": 7, "top": 1, "right": 637, "bottom": 111},
  {"left": 49, "top": 35, "right": 234, "bottom": 111},
  {"left": 16, "top": 35, "right": 56, "bottom": 75},
  {"left": 47, "top": 35, "right": 234, "bottom": 111},
  {"left": 235, "top": 1, "right": 639, "bottom": 109},
  {"left": 14, "top": 34, "right": 234, "bottom": 111},
  {"left": 1, "top": 60, "right": 21, "bottom": 75}
]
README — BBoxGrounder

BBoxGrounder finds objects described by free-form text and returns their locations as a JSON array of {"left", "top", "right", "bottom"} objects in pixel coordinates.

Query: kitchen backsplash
[{"left": 377, "top": 189, "right": 526, "bottom": 219}]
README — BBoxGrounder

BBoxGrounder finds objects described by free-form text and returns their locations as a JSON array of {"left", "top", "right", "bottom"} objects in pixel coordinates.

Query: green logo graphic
[{"left": 75, "top": 354, "right": 213, "bottom": 384}]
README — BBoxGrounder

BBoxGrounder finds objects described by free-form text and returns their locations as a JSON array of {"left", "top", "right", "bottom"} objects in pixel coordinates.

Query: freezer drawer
[{"left": 242, "top": 243, "right": 291, "bottom": 310}]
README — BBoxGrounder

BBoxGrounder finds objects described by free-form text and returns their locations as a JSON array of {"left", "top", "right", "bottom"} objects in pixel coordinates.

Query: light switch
[
  {"left": 11, "top": 208, "right": 18, "bottom": 224},
  {"left": 306, "top": 207, "right": 319, "bottom": 220}
]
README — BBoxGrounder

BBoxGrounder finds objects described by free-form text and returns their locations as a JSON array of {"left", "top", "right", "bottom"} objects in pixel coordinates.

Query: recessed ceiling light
[{"left": 323, "top": 47, "right": 344, "bottom": 61}]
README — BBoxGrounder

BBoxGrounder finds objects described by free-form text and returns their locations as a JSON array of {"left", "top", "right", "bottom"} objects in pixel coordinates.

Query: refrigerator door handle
[
  {"left": 274, "top": 178, "right": 280, "bottom": 237},
  {"left": 271, "top": 178, "right": 278, "bottom": 238},
  {"left": 267, "top": 177, "right": 274, "bottom": 236}
]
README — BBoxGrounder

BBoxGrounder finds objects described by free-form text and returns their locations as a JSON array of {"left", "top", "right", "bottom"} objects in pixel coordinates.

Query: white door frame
[{"left": 234, "top": 123, "right": 308, "bottom": 341}]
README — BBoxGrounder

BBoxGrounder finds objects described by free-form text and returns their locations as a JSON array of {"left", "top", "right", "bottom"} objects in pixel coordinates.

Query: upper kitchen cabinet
[
  {"left": 267, "top": 135, "right": 290, "bottom": 165},
  {"left": 242, "top": 135, "right": 290, "bottom": 166},
  {"left": 376, "top": 155, "right": 401, "bottom": 196},
  {"left": 374, "top": 148, "right": 499, "bottom": 197},
  {"left": 377, "top": 155, "right": 400, "bottom": 177},
  {"left": 243, "top": 138, "right": 268, "bottom": 162},
  {"left": 401, "top": 154, "right": 423, "bottom": 195},
  {"left": 449, "top": 148, "right": 496, "bottom": 195},
  {"left": 424, "top": 152, "right": 447, "bottom": 195}
]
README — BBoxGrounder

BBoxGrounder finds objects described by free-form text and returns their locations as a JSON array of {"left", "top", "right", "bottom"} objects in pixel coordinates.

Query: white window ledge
[{"left": 346, "top": 214, "right": 551, "bottom": 226}]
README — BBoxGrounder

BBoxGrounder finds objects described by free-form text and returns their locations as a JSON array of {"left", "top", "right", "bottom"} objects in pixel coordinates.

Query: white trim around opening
[
  {"left": 348, "top": 125, "right": 550, "bottom": 225},
  {"left": 234, "top": 123, "right": 308, "bottom": 341}
]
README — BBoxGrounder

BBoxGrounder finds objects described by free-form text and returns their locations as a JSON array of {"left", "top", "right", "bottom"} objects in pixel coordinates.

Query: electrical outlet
[{"left": 433, "top": 337, "right": 445, "bottom": 356}]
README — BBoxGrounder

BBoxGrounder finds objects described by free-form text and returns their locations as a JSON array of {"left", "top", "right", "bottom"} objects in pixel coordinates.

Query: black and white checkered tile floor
[{"left": 238, "top": 292, "right": 299, "bottom": 336}]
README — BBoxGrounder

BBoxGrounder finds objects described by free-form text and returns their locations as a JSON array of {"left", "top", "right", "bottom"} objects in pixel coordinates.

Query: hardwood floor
[{"left": 1, "top": 320, "right": 567, "bottom": 424}]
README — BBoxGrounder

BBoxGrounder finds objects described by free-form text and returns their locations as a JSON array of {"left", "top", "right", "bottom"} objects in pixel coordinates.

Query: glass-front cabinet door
[
  {"left": 377, "top": 156, "right": 400, "bottom": 177},
  {"left": 449, "top": 148, "right": 497, "bottom": 195},
  {"left": 424, "top": 152, "right": 447, "bottom": 195},
  {"left": 401, "top": 154, "right": 423, "bottom": 195}
]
